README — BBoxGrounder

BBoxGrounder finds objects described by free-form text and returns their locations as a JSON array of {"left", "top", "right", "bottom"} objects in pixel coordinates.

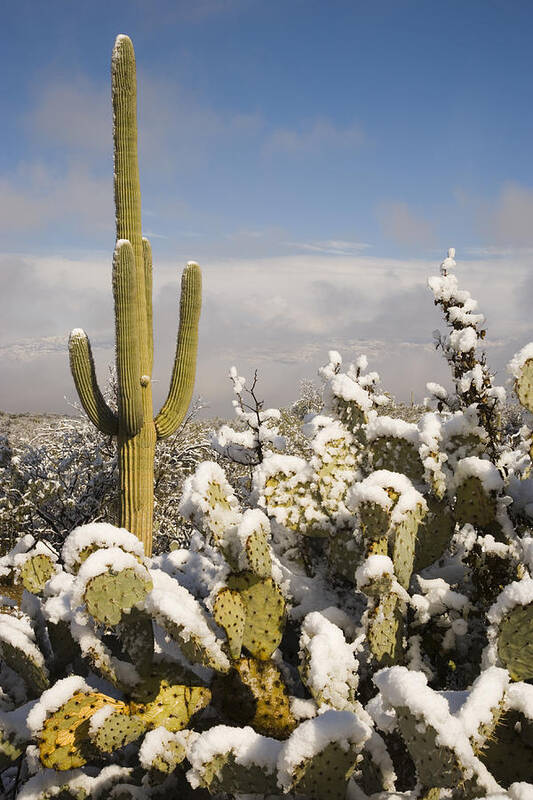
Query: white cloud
[
  {"left": 285, "top": 240, "right": 371, "bottom": 256},
  {"left": 264, "top": 118, "right": 364, "bottom": 155},
  {"left": 483, "top": 182, "right": 533, "bottom": 247},
  {"left": 0, "top": 162, "right": 112, "bottom": 234},
  {"left": 2, "top": 237, "right": 533, "bottom": 416}
]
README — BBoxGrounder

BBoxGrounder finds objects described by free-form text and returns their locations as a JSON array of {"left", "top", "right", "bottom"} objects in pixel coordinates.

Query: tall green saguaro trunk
[
  {"left": 112, "top": 36, "right": 157, "bottom": 548},
  {"left": 69, "top": 35, "right": 202, "bottom": 556}
]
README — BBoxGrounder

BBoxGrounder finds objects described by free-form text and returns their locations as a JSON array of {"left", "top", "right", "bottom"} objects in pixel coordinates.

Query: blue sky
[{"left": 2, "top": 0, "right": 533, "bottom": 415}]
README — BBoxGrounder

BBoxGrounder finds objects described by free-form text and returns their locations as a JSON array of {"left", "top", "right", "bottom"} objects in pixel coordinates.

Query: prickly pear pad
[
  {"left": 212, "top": 587, "right": 246, "bottom": 660},
  {"left": 226, "top": 573, "right": 286, "bottom": 660},
  {"left": 73, "top": 548, "right": 152, "bottom": 626},
  {"left": 187, "top": 725, "right": 281, "bottom": 794},
  {"left": 213, "top": 657, "right": 296, "bottom": 739},
  {"left": 129, "top": 662, "right": 211, "bottom": 732},
  {"left": 19, "top": 553, "right": 57, "bottom": 594},
  {"left": 277, "top": 709, "right": 371, "bottom": 798},
  {"left": 88, "top": 704, "right": 145, "bottom": 753},
  {"left": 38, "top": 691, "right": 126, "bottom": 770},
  {"left": 144, "top": 569, "right": 230, "bottom": 672},
  {"left": 486, "top": 578, "right": 533, "bottom": 681},
  {"left": 61, "top": 523, "right": 144, "bottom": 574}
]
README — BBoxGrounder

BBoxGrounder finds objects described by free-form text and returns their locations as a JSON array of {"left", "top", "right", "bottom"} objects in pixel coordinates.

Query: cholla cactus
[
  {"left": 68, "top": 35, "right": 202, "bottom": 556},
  {"left": 427, "top": 248, "right": 506, "bottom": 455}
]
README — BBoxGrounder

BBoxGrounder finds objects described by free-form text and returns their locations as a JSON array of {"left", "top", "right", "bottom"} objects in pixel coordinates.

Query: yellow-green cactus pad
[
  {"left": 130, "top": 662, "right": 211, "bottom": 732},
  {"left": 74, "top": 547, "right": 152, "bottom": 627},
  {"left": 244, "top": 528, "right": 272, "bottom": 578},
  {"left": 0, "top": 729, "right": 25, "bottom": 771},
  {"left": 178, "top": 462, "right": 241, "bottom": 546},
  {"left": 327, "top": 524, "right": 364, "bottom": 583},
  {"left": 83, "top": 567, "right": 152, "bottom": 626},
  {"left": 213, "top": 656, "right": 296, "bottom": 739},
  {"left": 227, "top": 573, "right": 286, "bottom": 660},
  {"left": 390, "top": 507, "right": 424, "bottom": 590},
  {"left": 213, "top": 587, "right": 246, "bottom": 660},
  {"left": 39, "top": 691, "right": 126, "bottom": 770},
  {"left": 374, "top": 667, "right": 491, "bottom": 793},
  {"left": 20, "top": 554, "right": 56, "bottom": 594},
  {"left": 88, "top": 706, "right": 145, "bottom": 753}
]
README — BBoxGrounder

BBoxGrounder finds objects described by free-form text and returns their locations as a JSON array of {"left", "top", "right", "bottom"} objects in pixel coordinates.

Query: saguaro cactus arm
[
  {"left": 113, "top": 240, "right": 144, "bottom": 437},
  {"left": 68, "top": 330, "right": 118, "bottom": 435},
  {"left": 155, "top": 261, "right": 202, "bottom": 440}
]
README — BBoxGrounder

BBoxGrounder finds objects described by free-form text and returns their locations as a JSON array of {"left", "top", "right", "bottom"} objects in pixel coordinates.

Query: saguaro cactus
[{"left": 68, "top": 35, "right": 202, "bottom": 555}]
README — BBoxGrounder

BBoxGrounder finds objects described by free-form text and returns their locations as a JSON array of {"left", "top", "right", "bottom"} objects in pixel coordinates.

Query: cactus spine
[{"left": 68, "top": 35, "right": 201, "bottom": 555}]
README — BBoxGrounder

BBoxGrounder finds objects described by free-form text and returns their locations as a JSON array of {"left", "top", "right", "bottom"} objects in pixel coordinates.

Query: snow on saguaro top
[
  {"left": 452, "top": 457, "right": 504, "bottom": 493},
  {"left": 346, "top": 470, "right": 427, "bottom": 523},
  {"left": 27, "top": 676, "right": 90, "bottom": 736},
  {"left": 69, "top": 328, "right": 87, "bottom": 340},
  {"left": 373, "top": 666, "right": 500, "bottom": 793},
  {"left": 508, "top": 342, "right": 533, "bottom": 379},
  {"left": 186, "top": 725, "right": 282, "bottom": 788},
  {"left": 62, "top": 523, "right": 144, "bottom": 572},
  {"left": 276, "top": 710, "right": 371, "bottom": 792},
  {"left": 365, "top": 416, "right": 420, "bottom": 445}
]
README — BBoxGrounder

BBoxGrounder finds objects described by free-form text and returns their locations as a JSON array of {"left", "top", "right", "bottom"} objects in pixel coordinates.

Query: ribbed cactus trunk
[
  {"left": 112, "top": 36, "right": 157, "bottom": 551},
  {"left": 69, "top": 35, "right": 202, "bottom": 557}
]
